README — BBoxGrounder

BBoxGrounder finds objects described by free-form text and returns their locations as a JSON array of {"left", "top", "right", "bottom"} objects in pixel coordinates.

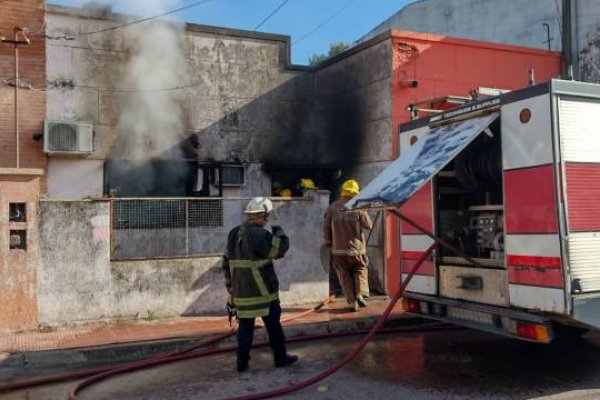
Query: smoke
[
  {"left": 96, "top": 0, "right": 193, "bottom": 196},
  {"left": 113, "top": 17, "right": 188, "bottom": 161}
]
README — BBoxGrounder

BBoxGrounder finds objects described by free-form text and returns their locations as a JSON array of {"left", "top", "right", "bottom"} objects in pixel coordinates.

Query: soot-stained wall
[{"left": 313, "top": 39, "right": 394, "bottom": 192}]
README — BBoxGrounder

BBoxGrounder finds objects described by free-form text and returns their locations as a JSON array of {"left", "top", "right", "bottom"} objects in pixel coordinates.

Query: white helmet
[{"left": 244, "top": 197, "right": 273, "bottom": 214}]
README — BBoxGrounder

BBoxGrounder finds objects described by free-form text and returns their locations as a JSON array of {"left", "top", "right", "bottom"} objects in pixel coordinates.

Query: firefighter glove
[
  {"left": 271, "top": 225, "right": 285, "bottom": 236},
  {"left": 226, "top": 295, "right": 237, "bottom": 325}
]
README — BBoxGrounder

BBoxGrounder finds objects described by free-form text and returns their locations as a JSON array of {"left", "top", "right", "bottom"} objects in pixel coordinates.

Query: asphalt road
[{"left": 2, "top": 326, "right": 600, "bottom": 400}]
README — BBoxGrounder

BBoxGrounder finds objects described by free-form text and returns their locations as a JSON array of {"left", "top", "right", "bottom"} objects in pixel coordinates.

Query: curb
[{"left": 0, "top": 314, "right": 424, "bottom": 381}]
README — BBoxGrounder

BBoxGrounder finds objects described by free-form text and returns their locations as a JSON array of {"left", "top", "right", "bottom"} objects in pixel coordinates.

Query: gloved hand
[
  {"left": 271, "top": 225, "right": 285, "bottom": 236},
  {"left": 226, "top": 295, "right": 237, "bottom": 325}
]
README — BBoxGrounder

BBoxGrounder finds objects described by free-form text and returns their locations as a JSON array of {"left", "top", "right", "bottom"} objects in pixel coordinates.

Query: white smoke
[{"left": 110, "top": 0, "right": 189, "bottom": 161}]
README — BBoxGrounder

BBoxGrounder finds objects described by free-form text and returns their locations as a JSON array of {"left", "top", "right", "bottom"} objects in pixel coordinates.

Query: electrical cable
[
  {"left": 43, "top": 0, "right": 219, "bottom": 39},
  {"left": 293, "top": 0, "right": 356, "bottom": 46},
  {"left": 253, "top": 0, "right": 292, "bottom": 31}
]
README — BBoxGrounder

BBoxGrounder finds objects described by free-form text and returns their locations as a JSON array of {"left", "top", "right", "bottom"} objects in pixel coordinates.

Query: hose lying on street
[
  {"left": 0, "top": 296, "right": 336, "bottom": 393},
  {"left": 68, "top": 242, "right": 439, "bottom": 400},
  {"left": 1, "top": 229, "right": 445, "bottom": 400}
]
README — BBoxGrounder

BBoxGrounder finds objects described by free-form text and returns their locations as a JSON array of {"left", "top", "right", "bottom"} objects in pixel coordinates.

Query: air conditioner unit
[
  {"left": 212, "top": 164, "right": 246, "bottom": 186},
  {"left": 44, "top": 120, "right": 93, "bottom": 155}
]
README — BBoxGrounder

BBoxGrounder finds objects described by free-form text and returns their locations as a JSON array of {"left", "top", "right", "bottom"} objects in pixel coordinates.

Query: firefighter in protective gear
[
  {"left": 222, "top": 197, "right": 298, "bottom": 372},
  {"left": 296, "top": 178, "right": 317, "bottom": 196},
  {"left": 279, "top": 188, "right": 292, "bottom": 197},
  {"left": 323, "top": 179, "right": 373, "bottom": 311}
]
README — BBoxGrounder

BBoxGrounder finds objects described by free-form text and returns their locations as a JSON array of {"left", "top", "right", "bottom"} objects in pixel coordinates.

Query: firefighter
[
  {"left": 323, "top": 179, "right": 373, "bottom": 311},
  {"left": 279, "top": 188, "right": 292, "bottom": 197},
  {"left": 222, "top": 197, "right": 298, "bottom": 372},
  {"left": 296, "top": 178, "right": 317, "bottom": 196}
]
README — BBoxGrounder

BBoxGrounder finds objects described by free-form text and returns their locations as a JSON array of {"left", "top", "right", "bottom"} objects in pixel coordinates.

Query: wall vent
[{"left": 44, "top": 120, "right": 93, "bottom": 155}]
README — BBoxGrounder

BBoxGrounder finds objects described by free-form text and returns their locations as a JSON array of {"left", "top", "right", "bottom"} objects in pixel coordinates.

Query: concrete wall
[
  {"left": 37, "top": 194, "right": 328, "bottom": 326},
  {"left": 359, "top": 0, "right": 600, "bottom": 84},
  {"left": 576, "top": 0, "right": 600, "bottom": 82},
  {"left": 45, "top": 5, "right": 314, "bottom": 198},
  {"left": 361, "top": 0, "right": 562, "bottom": 51},
  {"left": 47, "top": 159, "right": 104, "bottom": 199},
  {"left": 313, "top": 39, "right": 394, "bottom": 186}
]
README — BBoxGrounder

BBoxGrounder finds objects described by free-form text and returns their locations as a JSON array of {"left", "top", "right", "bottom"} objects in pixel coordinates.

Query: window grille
[{"left": 110, "top": 198, "right": 242, "bottom": 260}]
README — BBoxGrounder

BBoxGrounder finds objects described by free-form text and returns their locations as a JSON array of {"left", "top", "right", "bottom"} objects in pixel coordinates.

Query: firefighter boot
[
  {"left": 356, "top": 294, "right": 368, "bottom": 308},
  {"left": 275, "top": 354, "right": 299, "bottom": 368},
  {"left": 345, "top": 301, "right": 359, "bottom": 312},
  {"left": 237, "top": 357, "right": 249, "bottom": 372}
]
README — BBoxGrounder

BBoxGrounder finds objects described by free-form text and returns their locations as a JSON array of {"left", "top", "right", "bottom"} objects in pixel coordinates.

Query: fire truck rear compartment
[
  {"left": 396, "top": 110, "right": 559, "bottom": 342},
  {"left": 433, "top": 118, "right": 509, "bottom": 307}
]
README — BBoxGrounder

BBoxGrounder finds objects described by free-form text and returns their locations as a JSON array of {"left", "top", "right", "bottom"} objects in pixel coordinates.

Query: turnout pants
[
  {"left": 331, "top": 254, "right": 369, "bottom": 304},
  {"left": 237, "top": 300, "right": 287, "bottom": 363}
]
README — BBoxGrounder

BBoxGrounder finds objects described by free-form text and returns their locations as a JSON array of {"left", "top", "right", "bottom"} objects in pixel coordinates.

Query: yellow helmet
[
  {"left": 280, "top": 188, "right": 292, "bottom": 197},
  {"left": 299, "top": 178, "right": 316, "bottom": 190},
  {"left": 341, "top": 179, "right": 360, "bottom": 195}
]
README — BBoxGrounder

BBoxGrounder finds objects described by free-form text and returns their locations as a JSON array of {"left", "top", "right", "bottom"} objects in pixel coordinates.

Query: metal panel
[
  {"left": 402, "top": 259, "right": 435, "bottom": 276},
  {"left": 401, "top": 234, "right": 435, "bottom": 251},
  {"left": 439, "top": 265, "right": 509, "bottom": 306},
  {"left": 399, "top": 125, "right": 429, "bottom": 155},
  {"left": 509, "top": 285, "right": 566, "bottom": 313},
  {"left": 505, "top": 234, "right": 561, "bottom": 257},
  {"left": 559, "top": 97, "right": 600, "bottom": 163},
  {"left": 508, "top": 268, "right": 563, "bottom": 288},
  {"left": 399, "top": 183, "right": 433, "bottom": 234},
  {"left": 565, "top": 163, "right": 600, "bottom": 231},
  {"left": 568, "top": 232, "right": 600, "bottom": 293},
  {"left": 502, "top": 94, "right": 553, "bottom": 170},
  {"left": 402, "top": 274, "right": 436, "bottom": 295},
  {"left": 504, "top": 166, "right": 558, "bottom": 234},
  {"left": 505, "top": 235, "right": 563, "bottom": 289},
  {"left": 347, "top": 113, "right": 499, "bottom": 210}
]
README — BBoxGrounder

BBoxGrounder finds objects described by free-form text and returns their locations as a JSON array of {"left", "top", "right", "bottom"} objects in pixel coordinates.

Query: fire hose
[
  {"left": 0, "top": 296, "right": 336, "bottom": 393},
  {"left": 2, "top": 211, "right": 469, "bottom": 400},
  {"left": 67, "top": 239, "right": 439, "bottom": 400}
]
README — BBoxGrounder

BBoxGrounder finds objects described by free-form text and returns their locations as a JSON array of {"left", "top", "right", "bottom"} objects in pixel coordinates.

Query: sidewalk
[{"left": 0, "top": 297, "right": 413, "bottom": 380}]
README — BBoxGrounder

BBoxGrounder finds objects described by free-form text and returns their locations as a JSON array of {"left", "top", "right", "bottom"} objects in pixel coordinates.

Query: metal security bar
[{"left": 110, "top": 198, "right": 247, "bottom": 260}]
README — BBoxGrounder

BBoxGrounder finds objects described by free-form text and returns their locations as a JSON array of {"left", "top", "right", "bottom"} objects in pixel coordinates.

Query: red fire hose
[
  {"left": 0, "top": 296, "right": 336, "bottom": 393},
  {"left": 3, "top": 211, "right": 466, "bottom": 400},
  {"left": 68, "top": 239, "right": 439, "bottom": 400}
]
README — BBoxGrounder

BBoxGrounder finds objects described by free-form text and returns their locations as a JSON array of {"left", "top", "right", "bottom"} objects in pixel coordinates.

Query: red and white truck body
[{"left": 349, "top": 79, "right": 600, "bottom": 342}]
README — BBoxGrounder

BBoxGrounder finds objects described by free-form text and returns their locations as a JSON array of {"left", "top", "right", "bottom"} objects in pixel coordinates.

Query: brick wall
[{"left": 0, "top": 0, "right": 47, "bottom": 184}]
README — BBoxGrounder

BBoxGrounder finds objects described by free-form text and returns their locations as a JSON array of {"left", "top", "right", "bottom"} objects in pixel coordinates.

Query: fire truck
[{"left": 348, "top": 79, "right": 600, "bottom": 343}]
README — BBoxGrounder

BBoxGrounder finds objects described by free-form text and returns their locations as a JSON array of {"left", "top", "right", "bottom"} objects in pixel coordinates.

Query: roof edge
[{"left": 390, "top": 29, "right": 562, "bottom": 56}]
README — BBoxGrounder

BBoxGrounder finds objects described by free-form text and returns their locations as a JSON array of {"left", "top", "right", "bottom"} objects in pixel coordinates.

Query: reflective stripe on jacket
[
  {"left": 323, "top": 197, "right": 372, "bottom": 256},
  {"left": 222, "top": 222, "right": 289, "bottom": 318}
]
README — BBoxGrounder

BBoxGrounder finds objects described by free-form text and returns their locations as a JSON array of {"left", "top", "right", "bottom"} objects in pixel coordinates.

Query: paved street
[{"left": 2, "top": 326, "right": 600, "bottom": 400}]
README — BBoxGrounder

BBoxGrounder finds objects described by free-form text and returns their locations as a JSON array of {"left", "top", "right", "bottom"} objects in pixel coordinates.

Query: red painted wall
[{"left": 386, "top": 30, "right": 561, "bottom": 295}]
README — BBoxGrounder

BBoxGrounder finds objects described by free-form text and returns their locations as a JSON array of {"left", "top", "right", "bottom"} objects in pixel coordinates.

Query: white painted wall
[{"left": 47, "top": 159, "right": 104, "bottom": 198}]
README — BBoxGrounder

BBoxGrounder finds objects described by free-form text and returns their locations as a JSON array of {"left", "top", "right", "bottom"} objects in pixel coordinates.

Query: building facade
[
  {"left": 359, "top": 0, "right": 600, "bottom": 83},
  {"left": 0, "top": 1, "right": 562, "bottom": 330}
]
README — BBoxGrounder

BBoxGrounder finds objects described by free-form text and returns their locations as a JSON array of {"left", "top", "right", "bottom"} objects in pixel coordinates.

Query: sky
[{"left": 48, "top": 0, "right": 416, "bottom": 64}]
